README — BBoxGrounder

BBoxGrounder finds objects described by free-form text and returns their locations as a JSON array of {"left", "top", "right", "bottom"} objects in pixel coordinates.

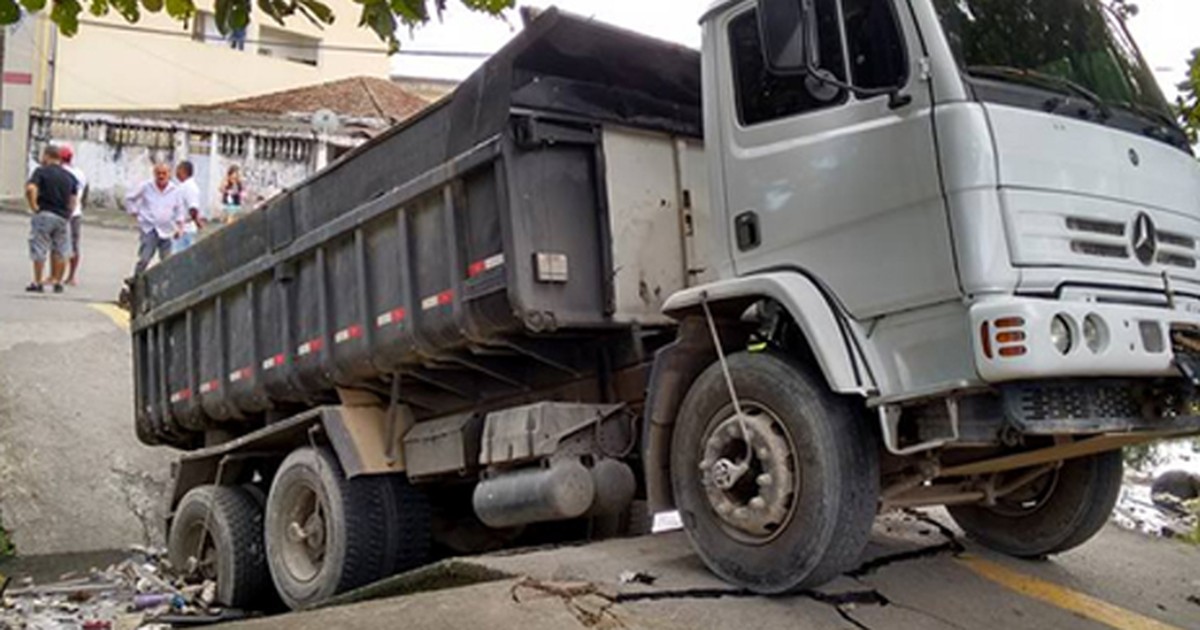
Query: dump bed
[{"left": 131, "top": 9, "right": 708, "bottom": 447}]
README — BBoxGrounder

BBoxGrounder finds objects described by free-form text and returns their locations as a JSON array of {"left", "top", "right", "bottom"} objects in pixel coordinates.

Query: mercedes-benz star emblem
[{"left": 1131, "top": 212, "right": 1157, "bottom": 265}]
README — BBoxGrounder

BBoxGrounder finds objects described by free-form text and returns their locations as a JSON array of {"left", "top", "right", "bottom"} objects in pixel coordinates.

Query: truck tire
[
  {"left": 670, "top": 352, "right": 879, "bottom": 594},
  {"left": 168, "top": 485, "right": 270, "bottom": 608},
  {"left": 947, "top": 450, "right": 1122, "bottom": 557},
  {"left": 264, "top": 447, "right": 430, "bottom": 609}
]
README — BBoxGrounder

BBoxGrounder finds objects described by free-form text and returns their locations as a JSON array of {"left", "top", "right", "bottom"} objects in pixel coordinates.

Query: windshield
[{"left": 932, "top": 0, "right": 1186, "bottom": 148}]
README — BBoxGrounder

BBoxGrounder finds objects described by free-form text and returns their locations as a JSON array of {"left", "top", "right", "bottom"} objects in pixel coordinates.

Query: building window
[
  {"left": 192, "top": 10, "right": 247, "bottom": 50},
  {"left": 258, "top": 26, "right": 320, "bottom": 66}
]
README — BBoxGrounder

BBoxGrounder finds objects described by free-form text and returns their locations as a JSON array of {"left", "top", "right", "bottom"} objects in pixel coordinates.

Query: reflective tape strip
[
  {"left": 376, "top": 307, "right": 407, "bottom": 328},
  {"left": 297, "top": 338, "right": 324, "bottom": 357},
  {"left": 169, "top": 389, "right": 192, "bottom": 404},
  {"left": 468, "top": 253, "right": 505, "bottom": 277},
  {"left": 262, "top": 353, "right": 286, "bottom": 370},
  {"left": 199, "top": 379, "right": 220, "bottom": 394},
  {"left": 422, "top": 290, "right": 453, "bottom": 311},
  {"left": 229, "top": 367, "right": 253, "bottom": 383},
  {"left": 334, "top": 324, "right": 363, "bottom": 344}
]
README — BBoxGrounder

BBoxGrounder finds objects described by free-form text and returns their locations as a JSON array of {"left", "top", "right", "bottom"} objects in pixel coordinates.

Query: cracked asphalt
[
  {"left": 0, "top": 213, "right": 174, "bottom": 555},
  {"left": 230, "top": 511, "right": 1200, "bottom": 630}
]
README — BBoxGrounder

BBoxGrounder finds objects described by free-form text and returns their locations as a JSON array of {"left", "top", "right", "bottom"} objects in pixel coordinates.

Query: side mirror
[{"left": 758, "top": 0, "right": 816, "bottom": 74}]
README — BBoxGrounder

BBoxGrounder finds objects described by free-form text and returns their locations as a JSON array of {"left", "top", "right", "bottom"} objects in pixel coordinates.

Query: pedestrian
[
  {"left": 59, "top": 144, "right": 88, "bottom": 286},
  {"left": 220, "top": 165, "right": 246, "bottom": 223},
  {"left": 24, "top": 145, "right": 77, "bottom": 293},
  {"left": 174, "top": 160, "right": 203, "bottom": 254},
  {"left": 125, "top": 163, "right": 185, "bottom": 276}
]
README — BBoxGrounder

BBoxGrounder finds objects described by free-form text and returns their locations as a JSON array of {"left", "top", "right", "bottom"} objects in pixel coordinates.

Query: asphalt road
[
  {"left": 0, "top": 212, "right": 174, "bottom": 555},
  {"left": 233, "top": 512, "right": 1200, "bottom": 630}
]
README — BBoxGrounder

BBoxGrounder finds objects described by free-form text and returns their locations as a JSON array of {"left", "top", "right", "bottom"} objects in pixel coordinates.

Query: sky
[{"left": 389, "top": 0, "right": 1199, "bottom": 102}]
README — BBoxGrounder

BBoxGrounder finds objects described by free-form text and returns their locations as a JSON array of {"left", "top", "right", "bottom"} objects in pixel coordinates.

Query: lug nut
[
  {"left": 757, "top": 447, "right": 771, "bottom": 460},
  {"left": 733, "top": 507, "right": 749, "bottom": 521},
  {"left": 749, "top": 497, "right": 766, "bottom": 510},
  {"left": 756, "top": 474, "right": 772, "bottom": 487}
]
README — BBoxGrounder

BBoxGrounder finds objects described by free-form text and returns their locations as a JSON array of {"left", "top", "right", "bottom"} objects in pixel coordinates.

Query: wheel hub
[
  {"left": 280, "top": 485, "right": 327, "bottom": 583},
  {"left": 697, "top": 407, "right": 796, "bottom": 542}
]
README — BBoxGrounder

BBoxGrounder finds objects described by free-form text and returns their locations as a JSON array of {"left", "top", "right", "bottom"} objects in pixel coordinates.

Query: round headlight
[
  {"left": 1051, "top": 315, "right": 1073, "bottom": 355},
  {"left": 1082, "top": 314, "right": 1108, "bottom": 353}
]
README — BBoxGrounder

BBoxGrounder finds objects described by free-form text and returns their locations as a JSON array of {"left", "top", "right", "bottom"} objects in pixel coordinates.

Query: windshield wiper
[
  {"left": 965, "top": 65, "right": 1113, "bottom": 120},
  {"left": 1113, "top": 100, "right": 1185, "bottom": 135}
]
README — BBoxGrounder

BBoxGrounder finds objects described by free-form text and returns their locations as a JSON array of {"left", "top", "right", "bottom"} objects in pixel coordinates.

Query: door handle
[{"left": 735, "top": 211, "right": 760, "bottom": 251}]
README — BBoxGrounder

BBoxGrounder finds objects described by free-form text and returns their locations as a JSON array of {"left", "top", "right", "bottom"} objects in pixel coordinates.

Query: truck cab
[{"left": 650, "top": 0, "right": 1200, "bottom": 593}]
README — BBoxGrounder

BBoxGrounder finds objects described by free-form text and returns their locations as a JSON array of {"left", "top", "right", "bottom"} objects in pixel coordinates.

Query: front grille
[
  {"left": 1158, "top": 230, "right": 1196, "bottom": 249},
  {"left": 1070, "top": 241, "right": 1127, "bottom": 258},
  {"left": 1066, "top": 216, "right": 1125, "bottom": 236},
  {"left": 1157, "top": 252, "right": 1197, "bottom": 269}
]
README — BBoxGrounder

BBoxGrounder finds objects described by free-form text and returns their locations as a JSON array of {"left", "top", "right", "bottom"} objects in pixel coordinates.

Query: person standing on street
[
  {"left": 174, "top": 161, "right": 203, "bottom": 254},
  {"left": 24, "top": 145, "right": 77, "bottom": 293},
  {"left": 220, "top": 165, "right": 246, "bottom": 223},
  {"left": 60, "top": 144, "right": 88, "bottom": 286},
  {"left": 125, "top": 163, "right": 185, "bottom": 276}
]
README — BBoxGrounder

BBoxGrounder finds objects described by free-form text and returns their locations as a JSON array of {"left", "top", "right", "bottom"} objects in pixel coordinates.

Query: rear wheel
[
  {"left": 670, "top": 352, "right": 880, "bottom": 594},
  {"left": 265, "top": 447, "right": 431, "bottom": 609},
  {"left": 168, "top": 485, "right": 270, "bottom": 608},
  {"left": 947, "top": 450, "right": 1123, "bottom": 557}
]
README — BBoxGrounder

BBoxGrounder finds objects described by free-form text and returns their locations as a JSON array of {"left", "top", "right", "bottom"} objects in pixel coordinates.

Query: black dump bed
[{"left": 130, "top": 9, "right": 702, "bottom": 448}]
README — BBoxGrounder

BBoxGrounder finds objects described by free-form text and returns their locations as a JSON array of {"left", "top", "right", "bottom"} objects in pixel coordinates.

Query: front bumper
[{"left": 971, "top": 296, "right": 1192, "bottom": 382}]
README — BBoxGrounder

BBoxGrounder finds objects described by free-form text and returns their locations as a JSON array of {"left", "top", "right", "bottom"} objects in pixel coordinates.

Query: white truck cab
[{"left": 648, "top": 0, "right": 1200, "bottom": 594}]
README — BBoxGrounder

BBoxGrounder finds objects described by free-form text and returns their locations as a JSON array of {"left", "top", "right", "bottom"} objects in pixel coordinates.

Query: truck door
[{"left": 715, "top": 0, "right": 958, "bottom": 319}]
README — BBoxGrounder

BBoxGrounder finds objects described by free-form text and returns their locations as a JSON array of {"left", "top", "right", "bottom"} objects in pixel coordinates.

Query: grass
[{"left": 0, "top": 527, "right": 14, "bottom": 559}]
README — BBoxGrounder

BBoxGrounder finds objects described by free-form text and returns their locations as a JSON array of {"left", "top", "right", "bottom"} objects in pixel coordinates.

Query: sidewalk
[{"left": 0, "top": 198, "right": 137, "bottom": 231}]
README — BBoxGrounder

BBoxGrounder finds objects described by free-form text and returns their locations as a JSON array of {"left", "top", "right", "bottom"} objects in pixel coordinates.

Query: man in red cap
[{"left": 59, "top": 144, "right": 88, "bottom": 285}]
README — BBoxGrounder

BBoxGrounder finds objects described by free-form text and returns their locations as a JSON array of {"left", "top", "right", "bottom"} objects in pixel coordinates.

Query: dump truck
[{"left": 131, "top": 0, "right": 1200, "bottom": 609}]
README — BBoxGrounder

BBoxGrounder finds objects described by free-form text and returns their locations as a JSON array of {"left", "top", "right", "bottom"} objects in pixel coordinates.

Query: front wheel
[
  {"left": 947, "top": 450, "right": 1123, "bottom": 558},
  {"left": 670, "top": 352, "right": 880, "bottom": 594}
]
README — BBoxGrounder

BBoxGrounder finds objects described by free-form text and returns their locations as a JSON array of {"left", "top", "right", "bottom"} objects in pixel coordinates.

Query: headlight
[
  {"left": 1051, "top": 315, "right": 1073, "bottom": 355},
  {"left": 1083, "top": 314, "right": 1108, "bottom": 353}
]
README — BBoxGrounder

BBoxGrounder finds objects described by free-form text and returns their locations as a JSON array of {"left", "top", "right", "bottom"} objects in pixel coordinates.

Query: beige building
[
  {"left": 2, "top": 1, "right": 391, "bottom": 198},
  {"left": 54, "top": 0, "right": 392, "bottom": 110}
]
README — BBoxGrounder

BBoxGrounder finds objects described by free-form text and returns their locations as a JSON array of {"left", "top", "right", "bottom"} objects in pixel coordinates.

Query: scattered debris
[
  {"left": 0, "top": 546, "right": 251, "bottom": 629},
  {"left": 617, "top": 571, "right": 657, "bottom": 586},
  {"left": 1115, "top": 442, "right": 1200, "bottom": 540}
]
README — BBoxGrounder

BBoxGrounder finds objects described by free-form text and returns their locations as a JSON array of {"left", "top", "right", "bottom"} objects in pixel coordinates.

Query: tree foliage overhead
[
  {"left": 0, "top": 0, "right": 512, "bottom": 50},
  {"left": 1178, "top": 48, "right": 1200, "bottom": 145}
]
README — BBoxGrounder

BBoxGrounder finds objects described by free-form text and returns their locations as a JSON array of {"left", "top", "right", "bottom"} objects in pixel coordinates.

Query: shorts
[
  {"left": 70, "top": 215, "right": 82, "bottom": 257},
  {"left": 29, "top": 211, "right": 73, "bottom": 262}
]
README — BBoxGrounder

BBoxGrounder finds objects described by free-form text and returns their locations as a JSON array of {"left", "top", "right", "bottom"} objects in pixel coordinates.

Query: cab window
[{"left": 730, "top": 0, "right": 907, "bottom": 126}]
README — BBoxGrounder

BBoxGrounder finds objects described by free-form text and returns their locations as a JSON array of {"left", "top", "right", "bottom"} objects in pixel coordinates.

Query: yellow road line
[
  {"left": 88, "top": 302, "right": 129, "bottom": 331},
  {"left": 957, "top": 555, "right": 1181, "bottom": 630}
]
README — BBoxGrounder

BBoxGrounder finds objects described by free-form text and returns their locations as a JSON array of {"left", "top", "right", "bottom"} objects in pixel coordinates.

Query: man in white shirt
[
  {"left": 125, "top": 163, "right": 185, "bottom": 276},
  {"left": 174, "top": 160, "right": 203, "bottom": 253},
  {"left": 59, "top": 144, "right": 88, "bottom": 286}
]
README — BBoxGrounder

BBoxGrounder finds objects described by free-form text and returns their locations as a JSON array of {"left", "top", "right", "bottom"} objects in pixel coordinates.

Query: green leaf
[
  {"left": 256, "top": 0, "right": 284, "bottom": 25},
  {"left": 228, "top": 0, "right": 249, "bottom": 29},
  {"left": 109, "top": 0, "right": 139, "bottom": 21},
  {"left": 89, "top": 0, "right": 110, "bottom": 17},
  {"left": 213, "top": 0, "right": 229, "bottom": 32},
  {"left": 50, "top": 0, "right": 82, "bottom": 35},
  {"left": 0, "top": 0, "right": 22, "bottom": 23},
  {"left": 140, "top": 0, "right": 163, "bottom": 12},
  {"left": 19, "top": 0, "right": 46, "bottom": 12},
  {"left": 163, "top": 0, "right": 191, "bottom": 19},
  {"left": 294, "top": 0, "right": 331, "bottom": 23},
  {"left": 388, "top": 0, "right": 422, "bottom": 23}
]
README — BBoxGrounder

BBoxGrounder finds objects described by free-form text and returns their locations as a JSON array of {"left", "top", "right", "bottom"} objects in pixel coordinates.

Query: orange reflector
[
  {"left": 981, "top": 321, "right": 993, "bottom": 359},
  {"left": 996, "top": 331, "right": 1026, "bottom": 344},
  {"left": 995, "top": 317, "right": 1026, "bottom": 329},
  {"left": 999, "top": 346, "right": 1027, "bottom": 358}
]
